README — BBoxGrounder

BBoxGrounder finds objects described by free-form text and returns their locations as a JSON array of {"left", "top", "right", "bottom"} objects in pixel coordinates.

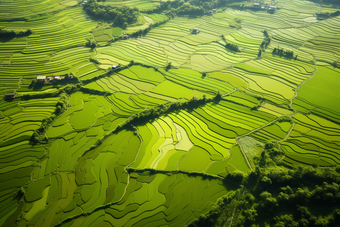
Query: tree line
[
  {"left": 272, "top": 47, "right": 297, "bottom": 59},
  {"left": 83, "top": 0, "right": 139, "bottom": 28},
  {"left": 310, "top": 0, "right": 340, "bottom": 5},
  {"left": 0, "top": 29, "right": 32, "bottom": 41},
  {"left": 143, "top": 0, "right": 248, "bottom": 17},
  {"left": 316, "top": 10, "right": 340, "bottom": 20}
]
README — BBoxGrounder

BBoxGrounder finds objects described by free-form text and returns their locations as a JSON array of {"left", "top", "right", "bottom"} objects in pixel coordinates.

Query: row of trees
[
  {"left": 143, "top": 0, "right": 247, "bottom": 17},
  {"left": 225, "top": 42, "right": 240, "bottom": 52},
  {"left": 272, "top": 48, "right": 296, "bottom": 59},
  {"left": 310, "top": 0, "right": 340, "bottom": 5},
  {"left": 83, "top": 0, "right": 139, "bottom": 27},
  {"left": 0, "top": 29, "right": 32, "bottom": 41},
  {"left": 316, "top": 10, "right": 340, "bottom": 20},
  {"left": 260, "top": 29, "right": 271, "bottom": 49},
  {"left": 144, "top": 1, "right": 206, "bottom": 16},
  {"left": 29, "top": 84, "right": 79, "bottom": 143},
  {"left": 118, "top": 92, "right": 222, "bottom": 130}
]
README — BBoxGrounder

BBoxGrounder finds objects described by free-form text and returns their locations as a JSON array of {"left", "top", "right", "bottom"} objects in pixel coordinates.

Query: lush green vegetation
[
  {"left": 272, "top": 48, "right": 296, "bottom": 59},
  {"left": 190, "top": 165, "right": 340, "bottom": 227},
  {"left": 0, "top": 29, "right": 32, "bottom": 41},
  {"left": 1, "top": 0, "right": 340, "bottom": 226},
  {"left": 83, "top": 0, "right": 140, "bottom": 27}
]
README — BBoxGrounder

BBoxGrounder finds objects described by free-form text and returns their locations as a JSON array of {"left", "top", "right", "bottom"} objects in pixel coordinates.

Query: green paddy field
[{"left": 1, "top": 0, "right": 340, "bottom": 226}]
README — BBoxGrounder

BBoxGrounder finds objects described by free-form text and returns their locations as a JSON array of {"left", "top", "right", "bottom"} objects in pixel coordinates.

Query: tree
[
  {"left": 166, "top": 62, "right": 172, "bottom": 70},
  {"left": 85, "top": 38, "right": 97, "bottom": 48},
  {"left": 213, "top": 92, "right": 222, "bottom": 103},
  {"left": 122, "top": 22, "right": 128, "bottom": 29}
]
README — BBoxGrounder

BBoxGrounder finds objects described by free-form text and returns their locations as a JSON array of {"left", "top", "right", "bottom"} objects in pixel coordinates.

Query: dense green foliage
[
  {"left": 310, "top": 0, "right": 340, "bottom": 5},
  {"left": 190, "top": 162, "right": 340, "bottom": 227},
  {"left": 83, "top": 0, "right": 139, "bottom": 26},
  {"left": 316, "top": 10, "right": 340, "bottom": 20},
  {"left": 225, "top": 42, "right": 240, "bottom": 52},
  {"left": 0, "top": 28, "right": 32, "bottom": 41},
  {"left": 260, "top": 30, "right": 271, "bottom": 50},
  {"left": 119, "top": 93, "right": 222, "bottom": 129},
  {"left": 85, "top": 38, "right": 97, "bottom": 48},
  {"left": 272, "top": 48, "right": 295, "bottom": 59},
  {"left": 144, "top": 0, "right": 246, "bottom": 17}
]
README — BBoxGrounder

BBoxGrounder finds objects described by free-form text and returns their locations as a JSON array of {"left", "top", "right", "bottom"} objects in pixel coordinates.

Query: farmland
[{"left": 1, "top": 0, "right": 340, "bottom": 226}]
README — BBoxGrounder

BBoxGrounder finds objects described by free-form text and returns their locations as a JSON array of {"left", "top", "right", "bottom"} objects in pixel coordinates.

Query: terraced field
[{"left": 1, "top": 0, "right": 340, "bottom": 226}]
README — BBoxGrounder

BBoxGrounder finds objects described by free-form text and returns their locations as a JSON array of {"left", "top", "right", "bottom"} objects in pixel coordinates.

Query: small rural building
[
  {"left": 191, "top": 28, "right": 200, "bottom": 34},
  {"left": 4, "top": 93, "right": 16, "bottom": 100},
  {"left": 81, "top": 1, "right": 87, "bottom": 5},
  {"left": 268, "top": 6, "right": 277, "bottom": 12},
  {"left": 212, "top": 9, "right": 217, "bottom": 13},
  {"left": 112, "top": 64, "right": 121, "bottom": 70},
  {"left": 253, "top": 3, "right": 260, "bottom": 7},
  {"left": 68, "top": 75, "right": 74, "bottom": 79},
  {"left": 37, "top": 76, "right": 46, "bottom": 83},
  {"left": 54, "top": 76, "right": 61, "bottom": 80}
]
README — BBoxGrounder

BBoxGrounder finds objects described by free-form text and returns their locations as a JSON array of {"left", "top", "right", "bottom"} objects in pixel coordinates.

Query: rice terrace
[{"left": 1, "top": 0, "right": 340, "bottom": 226}]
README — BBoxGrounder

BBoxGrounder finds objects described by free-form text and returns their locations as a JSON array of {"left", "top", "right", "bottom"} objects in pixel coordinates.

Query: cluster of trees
[
  {"left": 258, "top": 30, "right": 270, "bottom": 57},
  {"left": 225, "top": 42, "right": 240, "bottom": 52},
  {"left": 144, "top": 1, "right": 205, "bottom": 16},
  {"left": 221, "top": 34, "right": 240, "bottom": 51},
  {"left": 310, "top": 0, "right": 340, "bottom": 5},
  {"left": 272, "top": 47, "right": 297, "bottom": 59},
  {"left": 83, "top": 0, "right": 139, "bottom": 27},
  {"left": 331, "top": 60, "right": 339, "bottom": 68},
  {"left": 190, "top": 158, "right": 340, "bottom": 227},
  {"left": 316, "top": 10, "right": 340, "bottom": 20},
  {"left": 277, "top": 115, "right": 292, "bottom": 123},
  {"left": 236, "top": 166, "right": 340, "bottom": 227},
  {"left": 85, "top": 38, "right": 97, "bottom": 48},
  {"left": 143, "top": 0, "right": 247, "bottom": 17},
  {"left": 260, "top": 37, "right": 271, "bottom": 50},
  {"left": 0, "top": 29, "right": 32, "bottom": 41}
]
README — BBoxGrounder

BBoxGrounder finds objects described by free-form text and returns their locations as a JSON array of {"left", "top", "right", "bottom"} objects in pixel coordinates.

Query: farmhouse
[
  {"left": 191, "top": 28, "right": 200, "bottom": 34},
  {"left": 54, "top": 76, "right": 61, "bottom": 80},
  {"left": 36, "top": 76, "right": 46, "bottom": 83},
  {"left": 4, "top": 92, "right": 16, "bottom": 100},
  {"left": 253, "top": 3, "right": 260, "bottom": 7},
  {"left": 68, "top": 74, "right": 74, "bottom": 79},
  {"left": 112, "top": 64, "right": 121, "bottom": 70},
  {"left": 268, "top": 6, "right": 277, "bottom": 12}
]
